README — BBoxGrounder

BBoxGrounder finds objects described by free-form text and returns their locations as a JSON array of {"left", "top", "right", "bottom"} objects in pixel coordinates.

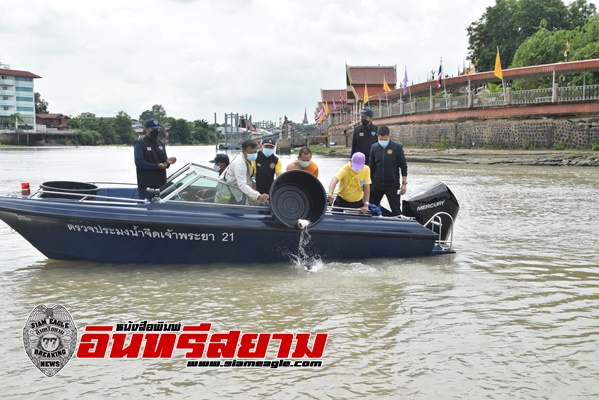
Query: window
[
  {"left": 3, "top": 107, "right": 9, "bottom": 110},
  {"left": 15, "top": 76, "right": 33, "bottom": 82},
  {"left": 16, "top": 96, "right": 33, "bottom": 102},
  {"left": 16, "top": 86, "right": 33, "bottom": 92},
  {"left": 17, "top": 106, "right": 34, "bottom": 112}
]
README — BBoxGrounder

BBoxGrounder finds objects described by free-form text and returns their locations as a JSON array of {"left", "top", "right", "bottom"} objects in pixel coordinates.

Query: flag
[
  {"left": 324, "top": 101, "right": 329, "bottom": 116},
  {"left": 494, "top": 47, "right": 503, "bottom": 80},
  {"left": 403, "top": 67, "right": 409, "bottom": 95},
  {"left": 332, "top": 96, "right": 337, "bottom": 110},
  {"left": 363, "top": 84, "right": 369, "bottom": 104},
  {"left": 383, "top": 77, "right": 391, "bottom": 92},
  {"left": 314, "top": 108, "right": 323, "bottom": 122},
  {"left": 436, "top": 60, "right": 443, "bottom": 89},
  {"left": 340, "top": 93, "right": 344, "bottom": 106}
]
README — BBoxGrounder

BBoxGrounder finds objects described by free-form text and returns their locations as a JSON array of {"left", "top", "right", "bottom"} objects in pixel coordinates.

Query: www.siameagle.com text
[{"left": 187, "top": 359, "right": 323, "bottom": 368}]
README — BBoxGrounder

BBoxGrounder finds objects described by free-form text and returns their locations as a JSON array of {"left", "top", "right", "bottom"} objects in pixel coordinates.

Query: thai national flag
[{"left": 436, "top": 63, "right": 443, "bottom": 89}]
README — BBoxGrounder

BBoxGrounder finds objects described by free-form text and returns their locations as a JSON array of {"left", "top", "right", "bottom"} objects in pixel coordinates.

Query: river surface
[{"left": 1, "top": 146, "right": 598, "bottom": 399}]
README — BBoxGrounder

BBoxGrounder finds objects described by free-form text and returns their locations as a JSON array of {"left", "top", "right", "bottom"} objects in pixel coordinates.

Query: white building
[{"left": 0, "top": 65, "right": 41, "bottom": 132}]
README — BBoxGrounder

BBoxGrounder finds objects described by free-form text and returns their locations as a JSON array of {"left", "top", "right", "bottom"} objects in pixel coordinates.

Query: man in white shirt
[{"left": 221, "top": 139, "right": 269, "bottom": 205}]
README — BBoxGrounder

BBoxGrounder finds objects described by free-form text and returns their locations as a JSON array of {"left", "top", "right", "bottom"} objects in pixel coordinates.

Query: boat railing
[
  {"left": 423, "top": 211, "right": 454, "bottom": 250},
  {"left": 32, "top": 189, "right": 148, "bottom": 205}
]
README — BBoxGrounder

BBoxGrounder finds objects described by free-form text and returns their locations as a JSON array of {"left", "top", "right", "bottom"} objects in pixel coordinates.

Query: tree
[
  {"left": 139, "top": 105, "right": 167, "bottom": 123},
  {"left": 467, "top": 0, "right": 594, "bottom": 72},
  {"left": 35, "top": 92, "right": 49, "bottom": 114},
  {"left": 113, "top": 111, "right": 138, "bottom": 144},
  {"left": 566, "top": 0, "right": 597, "bottom": 30},
  {"left": 191, "top": 119, "right": 214, "bottom": 144},
  {"left": 98, "top": 118, "right": 120, "bottom": 144},
  {"left": 168, "top": 118, "right": 193, "bottom": 144},
  {"left": 511, "top": 14, "right": 599, "bottom": 87}
]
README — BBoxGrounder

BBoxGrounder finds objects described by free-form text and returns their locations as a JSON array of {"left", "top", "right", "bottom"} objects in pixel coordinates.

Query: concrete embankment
[{"left": 315, "top": 147, "right": 599, "bottom": 167}]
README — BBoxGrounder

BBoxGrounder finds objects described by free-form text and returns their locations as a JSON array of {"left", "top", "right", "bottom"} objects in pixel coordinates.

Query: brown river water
[{"left": 1, "top": 146, "right": 598, "bottom": 399}]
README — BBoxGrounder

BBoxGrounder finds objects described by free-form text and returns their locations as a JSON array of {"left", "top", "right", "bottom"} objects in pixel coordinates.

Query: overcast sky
[{"left": 2, "top": 0, "right": 595, "bottom": 124}]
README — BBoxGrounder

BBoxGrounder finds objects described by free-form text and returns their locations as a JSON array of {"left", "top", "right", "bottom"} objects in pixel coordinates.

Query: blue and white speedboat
[{"left": 0, "top": 163, "right": 459, "bottom": 265}]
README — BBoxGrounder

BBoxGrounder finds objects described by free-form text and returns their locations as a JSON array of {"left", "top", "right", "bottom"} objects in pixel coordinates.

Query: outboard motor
[{"left": 402, "top": 180, "right": 459, "bottom": 241}]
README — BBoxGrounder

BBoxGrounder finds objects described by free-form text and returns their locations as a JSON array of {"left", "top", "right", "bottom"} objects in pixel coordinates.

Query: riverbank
[{"left": 315, "top": 146, "right": 599, "bottom": 167}]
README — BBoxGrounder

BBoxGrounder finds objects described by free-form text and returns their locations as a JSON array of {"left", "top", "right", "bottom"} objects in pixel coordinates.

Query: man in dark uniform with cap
[
  {"left": 255, "top": 137, "right": 282, "bottom": 195},
  {"left": 134, "top": 118, "right": 177, "bottom": 200},
  {"left": 351, "top": 107, "right": 378, "bottom": 164},
  {"left": 209, "top": 153, "right": 230, "bottom": 176}
]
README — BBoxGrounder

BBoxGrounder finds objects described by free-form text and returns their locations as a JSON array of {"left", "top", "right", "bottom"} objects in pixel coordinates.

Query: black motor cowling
[{"left": 402, "top": 180, "right": 459, "bottom": 241}]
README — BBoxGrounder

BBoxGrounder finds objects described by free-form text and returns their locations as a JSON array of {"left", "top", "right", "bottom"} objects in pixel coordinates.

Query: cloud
[{"left": 5, "top": 0, "right": 588, "bottom": 124}]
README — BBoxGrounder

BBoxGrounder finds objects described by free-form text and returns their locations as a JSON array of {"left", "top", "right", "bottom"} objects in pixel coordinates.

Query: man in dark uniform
[
  {"left": 134, "top": 118, "right": 177, "bottom": 200},
  {"left": 368, "top": 125, "right": 408, "bottom": 216},
  {"left": 255, "top": 137, "right": 282, "bottom": 195},
  {"left": 351, "top": 107, "right": 378, "bottom": 164}
]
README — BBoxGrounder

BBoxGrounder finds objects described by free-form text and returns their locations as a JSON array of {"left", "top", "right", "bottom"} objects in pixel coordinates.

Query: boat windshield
[{"left": 158, "top": 163, "right": 246, "bottom": 204}]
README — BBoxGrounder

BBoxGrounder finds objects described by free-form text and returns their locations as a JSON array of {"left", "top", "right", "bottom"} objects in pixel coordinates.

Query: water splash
[{"left": 290, "top": 228, "right": 321, "bottom": 271}]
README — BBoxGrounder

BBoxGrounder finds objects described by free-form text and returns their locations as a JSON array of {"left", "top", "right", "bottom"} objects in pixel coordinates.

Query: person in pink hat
[{"left": 327, "top": 152, "right": 371, "bottom": 214}]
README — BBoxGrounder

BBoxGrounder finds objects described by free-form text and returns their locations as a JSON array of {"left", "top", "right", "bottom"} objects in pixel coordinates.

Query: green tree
[
  {"left": 113, "top": 111, "right": 138, "bottom": 144},
  {"left": 98, "top": 118, "right": 120, "bottom": 144},
  {"left": 511, "top": 14, "right": 599, "bottom": 86},
  {"left": 139, "top": 105, "right": 167, "bottom": 123},
  {"left": 566, "top": 0, "right": 597, "bottom": 30},
  {"left": 191, "top": 119, "right": 214, "bottom": 144},
  {"left": 467, "top": 0, "right": 593, "bottom": 72},
  {"left": 34, "top": 92, "right": 49, "bottom": 114},
  {"left": 168, "top": 118, "right": 193, "bottom": 144}
]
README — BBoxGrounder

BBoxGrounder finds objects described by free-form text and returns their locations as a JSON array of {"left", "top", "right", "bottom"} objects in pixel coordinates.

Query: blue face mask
[
  {"left": 378, "top": 139, "right": 389, "bottom": 148},
  {"left": 246, "top": 153, "right": 258, "bottom": 161},
  {"left": 299, "top": 160, "right": 311, "bottom": 168},
  {"left": 262, "top": 148, "right": 275, "bottom": 157}
]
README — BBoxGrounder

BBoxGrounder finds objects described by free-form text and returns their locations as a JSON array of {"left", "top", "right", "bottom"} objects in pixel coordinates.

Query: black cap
[{"left": 210, "top": 154, "right": 230, "bottom": 164}]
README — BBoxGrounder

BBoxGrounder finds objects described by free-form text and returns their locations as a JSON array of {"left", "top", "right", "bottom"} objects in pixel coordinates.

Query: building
[
  {"left": 0, "top": 65, "right": 41, "bottom": 132},
  {"left": 346, "top": 64, "right": 396, "bottom": 112},
  {"left": 35, "top": 113, "right": 70, "bottom": 130}
]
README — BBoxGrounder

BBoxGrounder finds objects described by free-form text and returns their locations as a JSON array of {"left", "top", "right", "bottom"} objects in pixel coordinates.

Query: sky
[{"left": 2, "top": 0, "right": 596, "bottom": 125}]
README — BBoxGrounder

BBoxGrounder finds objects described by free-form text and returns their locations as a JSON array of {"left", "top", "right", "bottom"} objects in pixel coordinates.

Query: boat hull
[{"left": 0, "top": 197, "right": 440, "bottom": 264}]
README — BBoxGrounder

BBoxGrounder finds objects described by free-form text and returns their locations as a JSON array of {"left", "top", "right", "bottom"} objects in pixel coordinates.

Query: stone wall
[{"left": 328, "top": 117, "right": 599, "bottom": 149}]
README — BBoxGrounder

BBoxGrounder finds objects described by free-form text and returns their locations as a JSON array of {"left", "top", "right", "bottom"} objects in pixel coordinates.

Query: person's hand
[
  {"left": 327, "top": 193, "right": 334, "bottom": 205},
  {"left": 359, "top": 204, "right": 369, "bottom": 214},
  {"left": 258, "top": 193, "right": 269, "bottom": 202},
  {"left": 167, "top": 157, "right": 177, "bottom": 165},
  {"left": 159, "top": 162, "right": 168, "bottom": 169},
  {"left": 399, "top": 183, "right": 407, "bottom": 195}
]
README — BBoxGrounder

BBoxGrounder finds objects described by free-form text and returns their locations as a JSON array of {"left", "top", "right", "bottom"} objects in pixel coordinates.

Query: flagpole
[{"left": 441, "top": 57, "right": 448, "bottom": 109}]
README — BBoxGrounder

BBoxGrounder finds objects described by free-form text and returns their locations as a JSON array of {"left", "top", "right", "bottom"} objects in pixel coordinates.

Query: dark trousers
[
  {"left": 332, "top": 196, "right": 364, "bottom": 211},
  {"left": 370, "top": 183, "right": 402, "bottom": 216}
]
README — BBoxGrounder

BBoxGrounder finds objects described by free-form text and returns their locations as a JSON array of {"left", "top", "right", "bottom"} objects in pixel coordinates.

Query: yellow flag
[
  {"left": 364, "top": 84, "right": 369, "bottom": 104},
  {"left": 494, "top": 47, "right": 503, "bottom": 80},
  {"left": 383, "top": 77, "right": 391, "bottom": 92},
  {"left": 324, "top": 101, "right": 329, "bottom": 116}
]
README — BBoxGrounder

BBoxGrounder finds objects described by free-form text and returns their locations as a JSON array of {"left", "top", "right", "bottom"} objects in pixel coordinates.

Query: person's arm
[
  {"left": 286, "top": 161, "right": 297, "bottom": 171},
  {"left": 397, "top": 145, "right": 408, "bottom": 195},
  {"left": 232, "top": 160, "right": 261, "bottom": 201},
  {"left": 275, "top": 159, "right": 283, "bottom": 177},
  {"left": 313, "top": 164, "right": 319, "bottom": 178},
  {"left": 327, "top": 177, "right": 339, "bottom": 205},
  {"left": 360, "top": 184, "right": 370, "bottom": 214}
]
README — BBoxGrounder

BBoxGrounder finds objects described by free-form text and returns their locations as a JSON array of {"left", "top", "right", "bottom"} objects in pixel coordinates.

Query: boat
[{"left": 0, "top": 163, "right": 459, "bottom": 265}]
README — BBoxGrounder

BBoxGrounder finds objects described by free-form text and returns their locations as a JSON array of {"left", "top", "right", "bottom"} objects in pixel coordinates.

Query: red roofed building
[
  {"left": 36, "top": 113, "right": 70, "bottom": 130},
  {"left": 346, "top": 65, "right": 396, "bottom": 109},
  {"left": 0, "top": 66, "right": 41, "bottom": 132}
]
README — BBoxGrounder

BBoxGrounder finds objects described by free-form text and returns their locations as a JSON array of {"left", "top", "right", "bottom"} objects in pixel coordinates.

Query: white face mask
[
  {"left": 262, "top": 148, "right": 275, "bottom": 157},
  {"left": 213, "top": 165, "right": 221, "bottom": 172}
]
